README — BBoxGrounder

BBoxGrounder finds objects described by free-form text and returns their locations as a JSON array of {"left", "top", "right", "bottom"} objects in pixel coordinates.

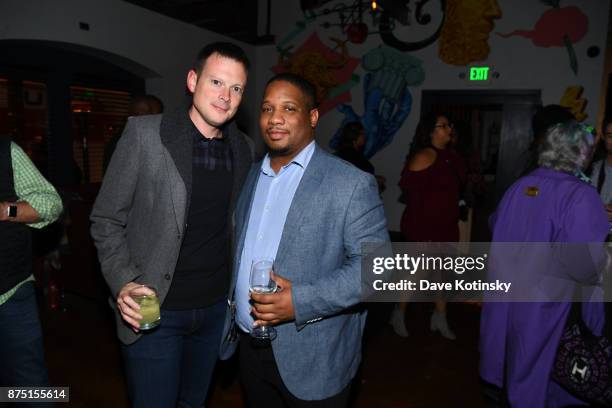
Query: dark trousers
[
  {"left": 0, "top": 282, "right": 50, "bottom": 387},
  {"left": 121, "top": 299, "right": 226, "bottom": 408},
  {"left": 239, "top": 333, "right": 351, "bottom": 408}
]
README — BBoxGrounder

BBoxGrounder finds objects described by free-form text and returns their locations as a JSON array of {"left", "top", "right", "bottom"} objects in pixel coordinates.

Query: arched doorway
[{"left": 0, "top": 39, "right": 159, "bottom": 185}]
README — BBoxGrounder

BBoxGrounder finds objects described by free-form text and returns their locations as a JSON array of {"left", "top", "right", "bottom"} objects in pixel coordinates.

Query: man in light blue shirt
[
  {"left": 235, "top": 140, "right": 314, "bottom": 332},
  {"left": 221, "top": 73, "right": 389, "bottom": 407}
]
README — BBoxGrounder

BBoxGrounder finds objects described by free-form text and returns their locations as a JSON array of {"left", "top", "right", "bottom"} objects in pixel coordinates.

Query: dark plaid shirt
[
  {"left": 164, "top": 127, "right": 234, "bottom": 310},
  {"left": 193, "top": 131, "right": 232, "bottom": 171}
]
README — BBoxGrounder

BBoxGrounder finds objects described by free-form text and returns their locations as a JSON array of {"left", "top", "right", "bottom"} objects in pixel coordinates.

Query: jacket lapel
[
  {"left": 226, "top": 122, "right": 252, "bottom": 212},
  {"left": 159, "top": 103, "right": 193, "bottom": 235},
  {"left": 275, "top": 145, "right": 326, "bottom": 269},
  {"left": 229, "top": 163, "right": 260, "bottom": 293}
]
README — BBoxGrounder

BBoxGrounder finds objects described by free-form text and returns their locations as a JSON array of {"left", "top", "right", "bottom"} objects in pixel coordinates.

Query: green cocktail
[{"left": 135, "top": 293, "right": 160, "bottom": 330}]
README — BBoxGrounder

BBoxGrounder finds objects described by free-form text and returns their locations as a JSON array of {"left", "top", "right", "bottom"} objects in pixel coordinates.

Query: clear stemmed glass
[{"left": 249, "top": 259, "right": 277, "bottom": 340}]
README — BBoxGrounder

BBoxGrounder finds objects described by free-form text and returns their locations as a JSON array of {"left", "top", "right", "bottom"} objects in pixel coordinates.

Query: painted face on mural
[
  {"left": 187, "top": 53, "right": 247, "bottom": 136},
  {"left": 438, "top": 0, "right": 502, "bottom": 66},
  {"left": 260, "top": 80, "right": 319, "bottom": 162}
]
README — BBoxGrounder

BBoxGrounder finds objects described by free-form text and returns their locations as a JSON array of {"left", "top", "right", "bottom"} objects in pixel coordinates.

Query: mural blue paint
[{"left": 330, "top": 46, "right": 425, "bottom": 158}]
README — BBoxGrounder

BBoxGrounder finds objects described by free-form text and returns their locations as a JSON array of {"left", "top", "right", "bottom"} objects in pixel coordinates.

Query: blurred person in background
[
  {"left": 589, "top": 117, "right": 612, "bottom": 228},
  {"left": 393, "top": 112, "right": 466, "bottom": 339},
  {"left": 334, "top": 121, "right": 386, "bottom": 193},
  {"left": 0, "top": 136, "right": 62, "bottom": 391},
  {"left": 102, "top": 94, "right": 165, "bottom": 174},
  {"left": 521, "top": 105, "right": 574, "bottom": 177},
  {"left": 480, "top": 121, "right": 607, "bottom": 407}
]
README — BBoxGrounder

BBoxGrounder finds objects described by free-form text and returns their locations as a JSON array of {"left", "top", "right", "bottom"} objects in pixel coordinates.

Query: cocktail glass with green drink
[{"left": 130, "top": 284, "right": 160, "bottom": 330}]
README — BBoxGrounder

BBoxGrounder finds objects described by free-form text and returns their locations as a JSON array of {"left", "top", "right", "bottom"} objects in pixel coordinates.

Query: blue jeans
[
  {"left": 121, "top": 299, "right": 226, "bottom": 408},
  {"left": 0, "top": 282, "right": 50, "bottom": 388}
]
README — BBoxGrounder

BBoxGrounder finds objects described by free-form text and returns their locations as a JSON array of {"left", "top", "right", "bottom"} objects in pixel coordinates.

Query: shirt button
[{"left": 164, "top": 273, "right": 171, "bottom": 280}]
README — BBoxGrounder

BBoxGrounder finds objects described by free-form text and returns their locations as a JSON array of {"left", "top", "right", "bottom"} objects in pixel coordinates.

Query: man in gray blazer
[
  {"left": 220, "top": 73, "right": 389, "bottom": 407},
  {"left": 90, "top": 42, "right": 252, "bottom": 408}
]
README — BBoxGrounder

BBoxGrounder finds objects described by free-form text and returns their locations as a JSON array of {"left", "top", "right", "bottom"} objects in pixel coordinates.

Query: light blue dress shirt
[{"left": 235, "top": 141, "right": 316, "bottom": 333}]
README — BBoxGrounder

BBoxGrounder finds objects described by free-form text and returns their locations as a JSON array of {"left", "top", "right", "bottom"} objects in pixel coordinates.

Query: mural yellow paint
[
  {"left": 438, "top": 0, "right": 502, "bottom": 66},
  {"left": 560, "top": 85, "right": 588, "bottom": 121}
]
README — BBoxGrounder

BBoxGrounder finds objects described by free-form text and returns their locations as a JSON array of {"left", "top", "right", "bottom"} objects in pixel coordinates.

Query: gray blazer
[
  {"left": 220, "top": 144, "right": 389, "bottom": 400},
  {"left": 90, "top": 106, "right": 252, "bottom": 345}
]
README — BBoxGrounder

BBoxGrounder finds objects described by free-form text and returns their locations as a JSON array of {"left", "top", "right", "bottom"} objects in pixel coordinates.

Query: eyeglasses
[{"left": 434, "top": 123, "right": 454, "bottom": 129}]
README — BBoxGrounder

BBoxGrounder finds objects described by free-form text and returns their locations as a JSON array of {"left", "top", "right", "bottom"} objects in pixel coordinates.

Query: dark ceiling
[{"left": 123, "top": 0, "right": 267, "bottom": 45}]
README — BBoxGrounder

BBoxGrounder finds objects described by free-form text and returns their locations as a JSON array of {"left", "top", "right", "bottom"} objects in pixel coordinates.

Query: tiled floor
[{"left": 40, "top": 292, "right": 487, "bottom": 407}]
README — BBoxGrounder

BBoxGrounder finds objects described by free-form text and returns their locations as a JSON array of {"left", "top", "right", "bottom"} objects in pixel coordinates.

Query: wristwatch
[{"left": 7, "top": 204, "right": 17, "bottom": 218}]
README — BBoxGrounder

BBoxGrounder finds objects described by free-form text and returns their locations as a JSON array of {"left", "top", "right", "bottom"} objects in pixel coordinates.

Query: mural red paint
[
  {"left": 497, "top": 6, "right": 587, "bottom": 47},
  {"left": 273, "top": 33, "right": 361, "bottom": 116},
  {"left": 497, "top": 1, "right": 588, "bottom": 74}
]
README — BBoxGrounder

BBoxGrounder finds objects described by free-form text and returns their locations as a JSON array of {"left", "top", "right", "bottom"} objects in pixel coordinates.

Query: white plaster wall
[
  {"left": 0, "top": 0, "right": 259, "bottom": 136},
  {"left": 255, "top": 0, "right": 611, "bottom": 229}
]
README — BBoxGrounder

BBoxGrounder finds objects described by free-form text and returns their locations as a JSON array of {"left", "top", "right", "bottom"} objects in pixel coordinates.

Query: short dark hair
[
  {"left": 194, "top": 42, "right": 250, "bottom": 73},
  {"left": 266, "top": 73, "right": 318, "bottom": 110}
]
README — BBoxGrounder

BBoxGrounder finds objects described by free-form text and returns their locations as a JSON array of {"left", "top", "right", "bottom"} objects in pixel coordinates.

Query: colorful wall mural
[
  {"left": 268, "top": 0, "right": 604, "bottom": 165},
  {"left": 299, "top": 0, "right": 445, "bottom": 51},
  {"left": 273, "top": 33, "right": 361, "bottom": 115},
  {"left": 329, "top": 46, "right": 424, "bottom": 158},
  {"left": 497, "top": 0, "right": 588, "bottom": 74}
]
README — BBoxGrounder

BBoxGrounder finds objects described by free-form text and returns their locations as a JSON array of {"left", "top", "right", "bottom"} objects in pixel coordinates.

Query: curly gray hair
[{"left": 538, "top": 120, "right": 596, "bottom": 174}]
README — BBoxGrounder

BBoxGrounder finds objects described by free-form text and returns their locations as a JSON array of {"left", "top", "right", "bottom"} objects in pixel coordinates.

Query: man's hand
[
  {"left": 0, "top": 201, "right": 41, "bottom": 224},
  {"left": 251, "top": 272, "right": 295, "bottom": 327},
  {"left": 117, "top": 282, "right": 146, "bottom": 332}
]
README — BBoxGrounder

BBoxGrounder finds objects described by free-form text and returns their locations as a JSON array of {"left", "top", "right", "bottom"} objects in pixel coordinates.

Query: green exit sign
[{"left": 469, "top": 66, "right": 490, "bottom": 81}]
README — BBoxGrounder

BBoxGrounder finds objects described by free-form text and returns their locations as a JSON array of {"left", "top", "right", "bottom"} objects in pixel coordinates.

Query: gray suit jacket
[
  {"left": 220, "top": 144, "right": 389, "bottom": 400},
  {"left": 90, "top": 105, "right": 252, "bottom": 345}
]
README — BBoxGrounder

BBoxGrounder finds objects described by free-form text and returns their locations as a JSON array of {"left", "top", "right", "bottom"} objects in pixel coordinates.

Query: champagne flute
[{"left": 249, "top": 259, "right": 277, "bottom": 340}]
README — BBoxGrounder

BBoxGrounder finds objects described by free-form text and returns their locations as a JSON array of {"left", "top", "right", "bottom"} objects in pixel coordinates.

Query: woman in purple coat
[{"left": 479, "top": 121, "right": 608, "bottom": 407}]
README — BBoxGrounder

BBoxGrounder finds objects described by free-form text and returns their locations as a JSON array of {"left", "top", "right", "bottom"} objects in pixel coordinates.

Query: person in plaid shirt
[{"left": 0, "top": 137, "right": 62, "bottom": 389}]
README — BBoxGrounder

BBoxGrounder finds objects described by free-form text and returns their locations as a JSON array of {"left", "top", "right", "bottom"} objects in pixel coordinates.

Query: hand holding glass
[
  {"left": 249, "top": 259, "right": 277, "bottom": 340},
  {"left": 129, "top": 284, "right": 160, "bottom": 330}
]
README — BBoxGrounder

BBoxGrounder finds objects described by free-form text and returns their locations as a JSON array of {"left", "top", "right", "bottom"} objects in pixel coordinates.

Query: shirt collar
[
  {"left": 190, "top": 118, "right": 226, "bottom": 144},
  {"left": 261, "top": 141, "right": 316, "bottom": 176}
]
